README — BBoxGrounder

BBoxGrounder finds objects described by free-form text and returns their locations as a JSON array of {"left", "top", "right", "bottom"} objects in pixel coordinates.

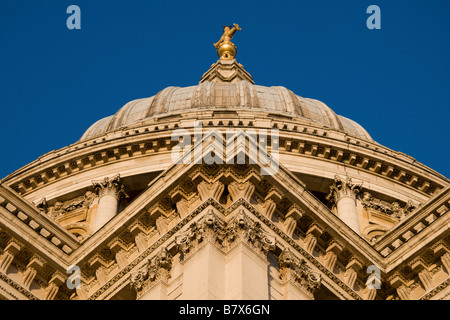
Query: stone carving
[
  {"left": 361, "top": 192, "right": 418, "bottom": 219},
  {"left": 213, "top": 23, "right": 241, "bottom": 60},
  {"left": 92, "top": 174, "right": 128, "bottom": 200},
  {"left": 175, "top": 220, "right": 206, "bottom": 255},
  {"left": 44, "top": 191, "right": 96, "bottom": 219},
  {"left": 175, "top": 208, "right": 276, "bottom": 257},
  {"left": 278, "top": 248, "right": 322, "bottom": 294},
  {"left": 327, "top": 174, "right": 362, "bottom": 204},
  {"left": 129, "top": 247, "right": 172, "bottom": 295},
  {"left": 175, "top": 209, "right": 228, "bottom": 254}
]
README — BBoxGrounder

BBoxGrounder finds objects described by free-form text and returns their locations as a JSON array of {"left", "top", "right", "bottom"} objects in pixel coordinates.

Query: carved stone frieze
[
  {"left": 326, "top": 174, "right": 362, "bottom": 204},
  {"left": 129, "top": 247, "right": 172, "bottom": 296}
]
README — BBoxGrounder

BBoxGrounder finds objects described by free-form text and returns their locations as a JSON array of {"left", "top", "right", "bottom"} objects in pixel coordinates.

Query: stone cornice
[{"left": 72, "top": 149, "right": 377, "bottom": 299}]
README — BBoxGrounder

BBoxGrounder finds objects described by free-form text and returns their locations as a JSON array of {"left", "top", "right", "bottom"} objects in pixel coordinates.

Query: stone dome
[{"left": 80, "top": 79, "right": 372, "bottom": 142}]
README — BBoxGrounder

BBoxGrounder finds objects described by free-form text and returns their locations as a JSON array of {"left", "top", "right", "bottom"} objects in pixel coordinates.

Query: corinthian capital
[
  {"left": 92, "top": 174, "right": 128, "bottom": 200},
  {"left": 326, "top": 174, "right": 362, "bottom": 203}
]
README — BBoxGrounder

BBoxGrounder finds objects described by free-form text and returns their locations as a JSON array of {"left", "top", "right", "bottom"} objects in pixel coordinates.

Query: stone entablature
[
  {"left": 68, "top": 156, "right": 380, "bottom": 300},
  {"left": 375, "top": 186, "right": 450, "bottom": 259}
]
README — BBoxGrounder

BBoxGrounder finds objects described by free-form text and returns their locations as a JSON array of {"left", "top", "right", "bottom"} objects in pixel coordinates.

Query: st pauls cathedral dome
[{"left": 0, "top": 25, "right": 448, "bottom": 301}]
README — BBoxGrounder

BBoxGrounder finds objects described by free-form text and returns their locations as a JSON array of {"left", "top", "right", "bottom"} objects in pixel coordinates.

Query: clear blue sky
[{"left": 0, "top": 0, "right": 449, "bottom": 179}]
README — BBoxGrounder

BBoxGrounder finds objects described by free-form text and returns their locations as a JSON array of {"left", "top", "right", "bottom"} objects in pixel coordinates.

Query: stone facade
[{"left": 0, "top": 45, "right": 449, "bottom": 300}]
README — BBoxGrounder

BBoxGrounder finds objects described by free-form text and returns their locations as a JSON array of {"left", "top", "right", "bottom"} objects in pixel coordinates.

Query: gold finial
[{"left": 213, "top": 23, "right": 241, "bottom": 60}]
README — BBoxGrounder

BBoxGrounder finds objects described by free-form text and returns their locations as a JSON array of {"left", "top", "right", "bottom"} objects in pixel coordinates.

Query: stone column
[
  {"left": 0, "top": 239, "right": 22, "bottom": 273},
  {"left": 327, "top": 174, "right": 362, "bottom": 235},
  {"left": 92, "top": 174, "right": 127, "bottom": 233},
  {"left": 278, "top": 248, "right": 322, "bottom": 300}
]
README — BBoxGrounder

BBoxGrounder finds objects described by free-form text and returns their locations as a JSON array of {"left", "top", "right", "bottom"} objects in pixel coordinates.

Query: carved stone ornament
[
  {"left": 327, "top": 174, "right": 362, "bottom": 204},
  {"left": 278, "top": 248, "right": 322, "bottom": 294},
  {"left": 44, "top": 190, "right": 97, "bottom": 219},
  {"left": 129, "top": 247, "right": 172, "bottom": 295},
  {"left": 175, "top": 208, "right": 276, "bottom": 258},
  {"left": 227, "top": 209, "right": 277, "bottom": 254}
]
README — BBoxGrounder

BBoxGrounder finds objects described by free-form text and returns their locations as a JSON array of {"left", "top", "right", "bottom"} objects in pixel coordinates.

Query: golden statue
[{"left": 213, "top": 23, "right": 241, "bottom": 60}]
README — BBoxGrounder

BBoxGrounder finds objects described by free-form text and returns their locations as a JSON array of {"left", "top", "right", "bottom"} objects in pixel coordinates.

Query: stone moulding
[
  {"left": 16, "top": 159, "right": 445, "bottom": 300},
  {"left": 87, "top": 198, "right": 220, "bottom": 300}
]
